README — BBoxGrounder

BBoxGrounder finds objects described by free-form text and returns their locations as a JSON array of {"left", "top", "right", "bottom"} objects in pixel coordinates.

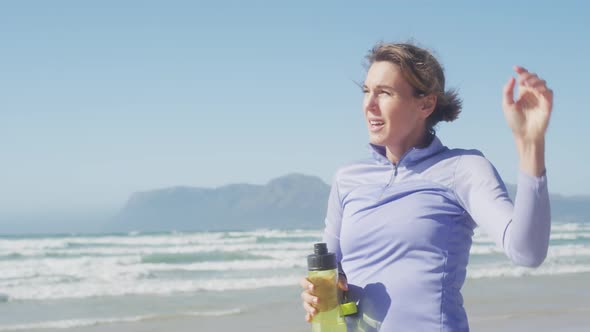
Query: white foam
[
  {"left": 471, "top": 231, "right": 495, "bottom": 245},
  {"left": 226, "top": 229, "right": 321, "bottom": 239},
  {"left": 3, "top": 275, "right": 301, "bottom": 300},
  {"left": 0, "top": 308, "right": 242, "bottom": 331},
  {"left": 0, "top": 239, "right": 314, "bottom": 258},
  {"left": 0, "top": 256, "right": 146, "bottom": 285},
  {"left": 550, "top": 232, "right": 590, "bottom": 240},
  {"left": 1, "top": 228, "right": 588, "bottom": 303},
  {"left": 191, "top": 275, "right": 301, "bottom": 292},
  {"left": 0, "top": 238, "right": 69, "bottom": 254},
  {"left": 142, "top": 258, "right": 307, "bottom": 272},
  {"left": 0, "top": 234, "right": 255, "bottom": 257},
  {"left": 547, "top": 244, "right": 590, "bottom": 257},
  {"left": 468, "top": 263, "right": 590, "bottom": 279},
  {"left": 184, "top": 308, "right": 243, "bottom": 316},
  {"left": 552, "top": 222, "right": 590, "bottom": 232},
  {"left": 469, "top": 245, "right": 503, "bottom": 255},
  {"left": 0, "top": 316, "right": 145, "bottom": 331},
  {"left": 469, "top": 243, "right": 590, "bottom": 257}
]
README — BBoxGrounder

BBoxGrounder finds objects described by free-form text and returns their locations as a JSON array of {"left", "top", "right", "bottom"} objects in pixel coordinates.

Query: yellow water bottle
[{"left": 307, "top": 243, "right": 350, "bottom": 332}]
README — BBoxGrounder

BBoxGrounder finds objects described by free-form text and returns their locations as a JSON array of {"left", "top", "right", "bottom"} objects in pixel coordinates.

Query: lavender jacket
[{"left": 322, "top": 136, "right": 551, "bottom": 331}]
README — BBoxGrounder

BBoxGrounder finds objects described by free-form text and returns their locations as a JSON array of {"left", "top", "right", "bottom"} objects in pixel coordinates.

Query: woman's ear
[{"left": 420, "top": 95, "right": 437, "bottom": 119}]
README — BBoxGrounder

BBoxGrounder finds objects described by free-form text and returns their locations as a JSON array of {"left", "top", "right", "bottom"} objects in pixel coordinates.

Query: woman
[{"left": 300, "top": 42, "right": 552, "bottom": 331}]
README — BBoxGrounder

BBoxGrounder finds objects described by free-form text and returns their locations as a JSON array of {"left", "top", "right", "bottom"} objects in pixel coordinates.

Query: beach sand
[
  {"left": 19, "top": 273, "right": 590, "bottom": 332},
  {"left": 465, "top": 273, "right": 590, "bottom": 332}
]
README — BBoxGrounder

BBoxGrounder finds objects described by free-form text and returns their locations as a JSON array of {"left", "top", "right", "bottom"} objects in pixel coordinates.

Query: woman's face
[{"left": 363, "top": 61, "right": 427, "bottom": 152}]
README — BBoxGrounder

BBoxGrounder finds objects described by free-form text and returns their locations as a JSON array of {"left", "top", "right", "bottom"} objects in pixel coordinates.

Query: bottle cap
[{"left": 307, "top": 243, "right": 337, "bottom": 271}]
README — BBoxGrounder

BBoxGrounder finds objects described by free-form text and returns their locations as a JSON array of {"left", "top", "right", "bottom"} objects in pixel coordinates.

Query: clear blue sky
[{"left": 1, "top": 1, "right": 588, "bottom": 226}]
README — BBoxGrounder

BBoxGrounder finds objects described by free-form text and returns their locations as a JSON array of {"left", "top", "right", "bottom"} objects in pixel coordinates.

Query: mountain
[
  {"left": 112, "top": 174, "right": 590, "bottom": 232},
  {"left": 112, "top": 173, "right": 330, "bottom": 232}
]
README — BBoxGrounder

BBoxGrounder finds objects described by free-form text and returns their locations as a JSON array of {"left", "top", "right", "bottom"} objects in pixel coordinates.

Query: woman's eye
[
  {"left": 379, "top": 90, "right": 391, "bottom": 96},
  {"left": 362, "top": 89, "right": 369, "bottom": 94}
]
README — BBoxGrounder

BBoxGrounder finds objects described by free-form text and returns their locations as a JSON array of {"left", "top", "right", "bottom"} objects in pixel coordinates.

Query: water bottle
[{"left": 307, "top": 243, "right": 353, "bottom": 332}]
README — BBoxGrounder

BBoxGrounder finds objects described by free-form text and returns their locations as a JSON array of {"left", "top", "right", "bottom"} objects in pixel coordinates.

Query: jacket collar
[{"left": 368, "top": 135, "right": 446, "bottom": 166}]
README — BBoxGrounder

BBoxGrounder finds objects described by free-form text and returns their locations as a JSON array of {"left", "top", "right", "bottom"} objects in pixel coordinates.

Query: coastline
[{"left": 10, "top": 273, "right": 588, "bottom": 332}]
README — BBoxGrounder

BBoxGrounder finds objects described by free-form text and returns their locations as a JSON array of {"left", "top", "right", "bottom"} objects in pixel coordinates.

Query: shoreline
[{"left": 4, "top": 273, "right": 590, "bottom": 332}]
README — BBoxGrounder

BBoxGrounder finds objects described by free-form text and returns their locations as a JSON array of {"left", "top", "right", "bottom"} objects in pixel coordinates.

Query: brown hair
[{"left": 366, "top": 42, "right": 462, "bottom": 133}]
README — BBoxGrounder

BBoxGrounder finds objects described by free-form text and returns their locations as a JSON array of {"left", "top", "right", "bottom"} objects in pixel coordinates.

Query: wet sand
[{"left": 17, "top": 273, "right": 590, "bottom": 332}]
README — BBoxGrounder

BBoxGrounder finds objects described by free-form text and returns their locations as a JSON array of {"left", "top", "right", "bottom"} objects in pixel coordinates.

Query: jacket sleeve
[
  {"left": 454, "top": 153, "right": 551, "bottom": 267},
  {"left": 322, "top": 175, "right": 344, "bottom": 271}
]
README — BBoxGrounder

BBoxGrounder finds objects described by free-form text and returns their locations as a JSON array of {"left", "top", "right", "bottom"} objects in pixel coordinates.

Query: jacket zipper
[{"left": 378, "top": 162, "right": 398, "bottom": 201}]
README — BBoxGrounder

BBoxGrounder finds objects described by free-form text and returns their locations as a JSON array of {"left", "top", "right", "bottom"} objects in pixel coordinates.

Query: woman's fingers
[
  {"left": 514, "top": 67, "right": 549, "bottom": 93},
  {"left": 518, "top": 73, "right": 537, "bottom": 86},
  {"left": 302, "top": 290, "right": 318, "bottom": 320},
  {"left": 300, "top": 276, "right": 319, "bottom": 321},
  {"left": 520, "top": 73, "right": 539, "bottom": 86},
  {"left": 510, "top": 66, "right": 553, "bottom": 109},
  {"left": 525, "top": 77, "right": 552, "bottom": 96},
  {"left": 303, "top": 299, "right": 317, "bottom": 316},
  {"left": 299, "top": 277, "right": 314, "bottom": 292},
  {"left": 514, "top": 65, "right": 544, "bottom": 89},
  {"left": 301, "top": 289, "right": 319, "bottom": 305},
  {"left": 300, "top": 276, "right": 319, "bottom": 318},
  {"left": 338, "top": 275, "right": 349, "bottom": 291},
  {"left": 527, "top": 79, "right": 547, "bottom": 89},
  {"left": 515, "top": 71, "right": 553, "bottom": 108},
  {"left": 503, "top": 76, "right": 516, "bottom": 109}
]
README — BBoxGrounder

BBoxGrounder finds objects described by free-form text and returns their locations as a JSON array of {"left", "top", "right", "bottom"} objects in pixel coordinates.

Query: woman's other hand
[{"left": 299, "top": 274, "right": 349, "bottom": 322}]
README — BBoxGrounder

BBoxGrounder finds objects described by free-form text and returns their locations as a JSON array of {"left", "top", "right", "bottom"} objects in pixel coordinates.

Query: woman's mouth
[{"left": 369, "top": 120, "right": 385, "bottom": 132}]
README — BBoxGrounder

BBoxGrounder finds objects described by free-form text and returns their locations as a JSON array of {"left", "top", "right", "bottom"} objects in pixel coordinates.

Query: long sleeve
[
  {"left": 322, "top": 175, "right": 344, "bottom": 270},
  {"left": 502, "top": 171, "right": 551, "bottom": 267},
  {"left": 454, "top": 153, "right": 551, "bottom": 268}
]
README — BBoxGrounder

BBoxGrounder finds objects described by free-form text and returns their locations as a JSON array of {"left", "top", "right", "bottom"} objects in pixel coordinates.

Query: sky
[{"left": 1, "top": 1, "right": 588, "bottom": 230}]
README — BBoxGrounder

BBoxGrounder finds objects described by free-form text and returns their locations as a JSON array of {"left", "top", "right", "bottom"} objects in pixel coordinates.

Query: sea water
[{"left": 0, "top": 222, "right": 589, "bottom": 331}]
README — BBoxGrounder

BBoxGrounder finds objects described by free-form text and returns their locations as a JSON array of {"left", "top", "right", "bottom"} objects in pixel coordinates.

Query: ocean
[{"left": 0, "top": 221, "right": 589, "bottom": 331}]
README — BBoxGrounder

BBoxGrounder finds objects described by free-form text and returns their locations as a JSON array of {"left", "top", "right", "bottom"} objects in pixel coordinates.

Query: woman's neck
[{"left": 385, "top": 130, "right": 433, "bottom": 164}]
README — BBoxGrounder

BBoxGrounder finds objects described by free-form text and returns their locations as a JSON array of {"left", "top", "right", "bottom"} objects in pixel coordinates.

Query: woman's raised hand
[{"left": 502, "top": 66, "right": 553, "bottom": 143}]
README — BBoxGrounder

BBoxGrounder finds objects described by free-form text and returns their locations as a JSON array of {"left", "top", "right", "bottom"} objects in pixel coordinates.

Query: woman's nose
[{"left": 364, "top": 93, "right": 377, "bottom": 111}]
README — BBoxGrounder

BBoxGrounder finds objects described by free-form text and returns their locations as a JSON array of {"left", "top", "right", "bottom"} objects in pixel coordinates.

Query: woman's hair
[{"left": 366, "top": 42, "right": 462, "bottom": 133}]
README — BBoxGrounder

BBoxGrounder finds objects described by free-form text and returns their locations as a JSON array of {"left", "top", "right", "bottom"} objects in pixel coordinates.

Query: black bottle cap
[{"left": 307, "top": 243, "right": 337, "bottom": 271}]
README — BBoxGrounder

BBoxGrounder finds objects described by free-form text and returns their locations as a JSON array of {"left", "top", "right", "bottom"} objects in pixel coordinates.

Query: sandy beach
[
  {"left": 465, "top": 273, "right": 590, "bottom": 332},
  {"left": 20, "top": 273, "right": 588, "bottom": 332}
]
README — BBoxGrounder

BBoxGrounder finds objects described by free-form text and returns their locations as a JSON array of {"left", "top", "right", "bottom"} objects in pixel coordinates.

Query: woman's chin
[{"left": 368, "top": 134, "right": 386, "bottom": 146}]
